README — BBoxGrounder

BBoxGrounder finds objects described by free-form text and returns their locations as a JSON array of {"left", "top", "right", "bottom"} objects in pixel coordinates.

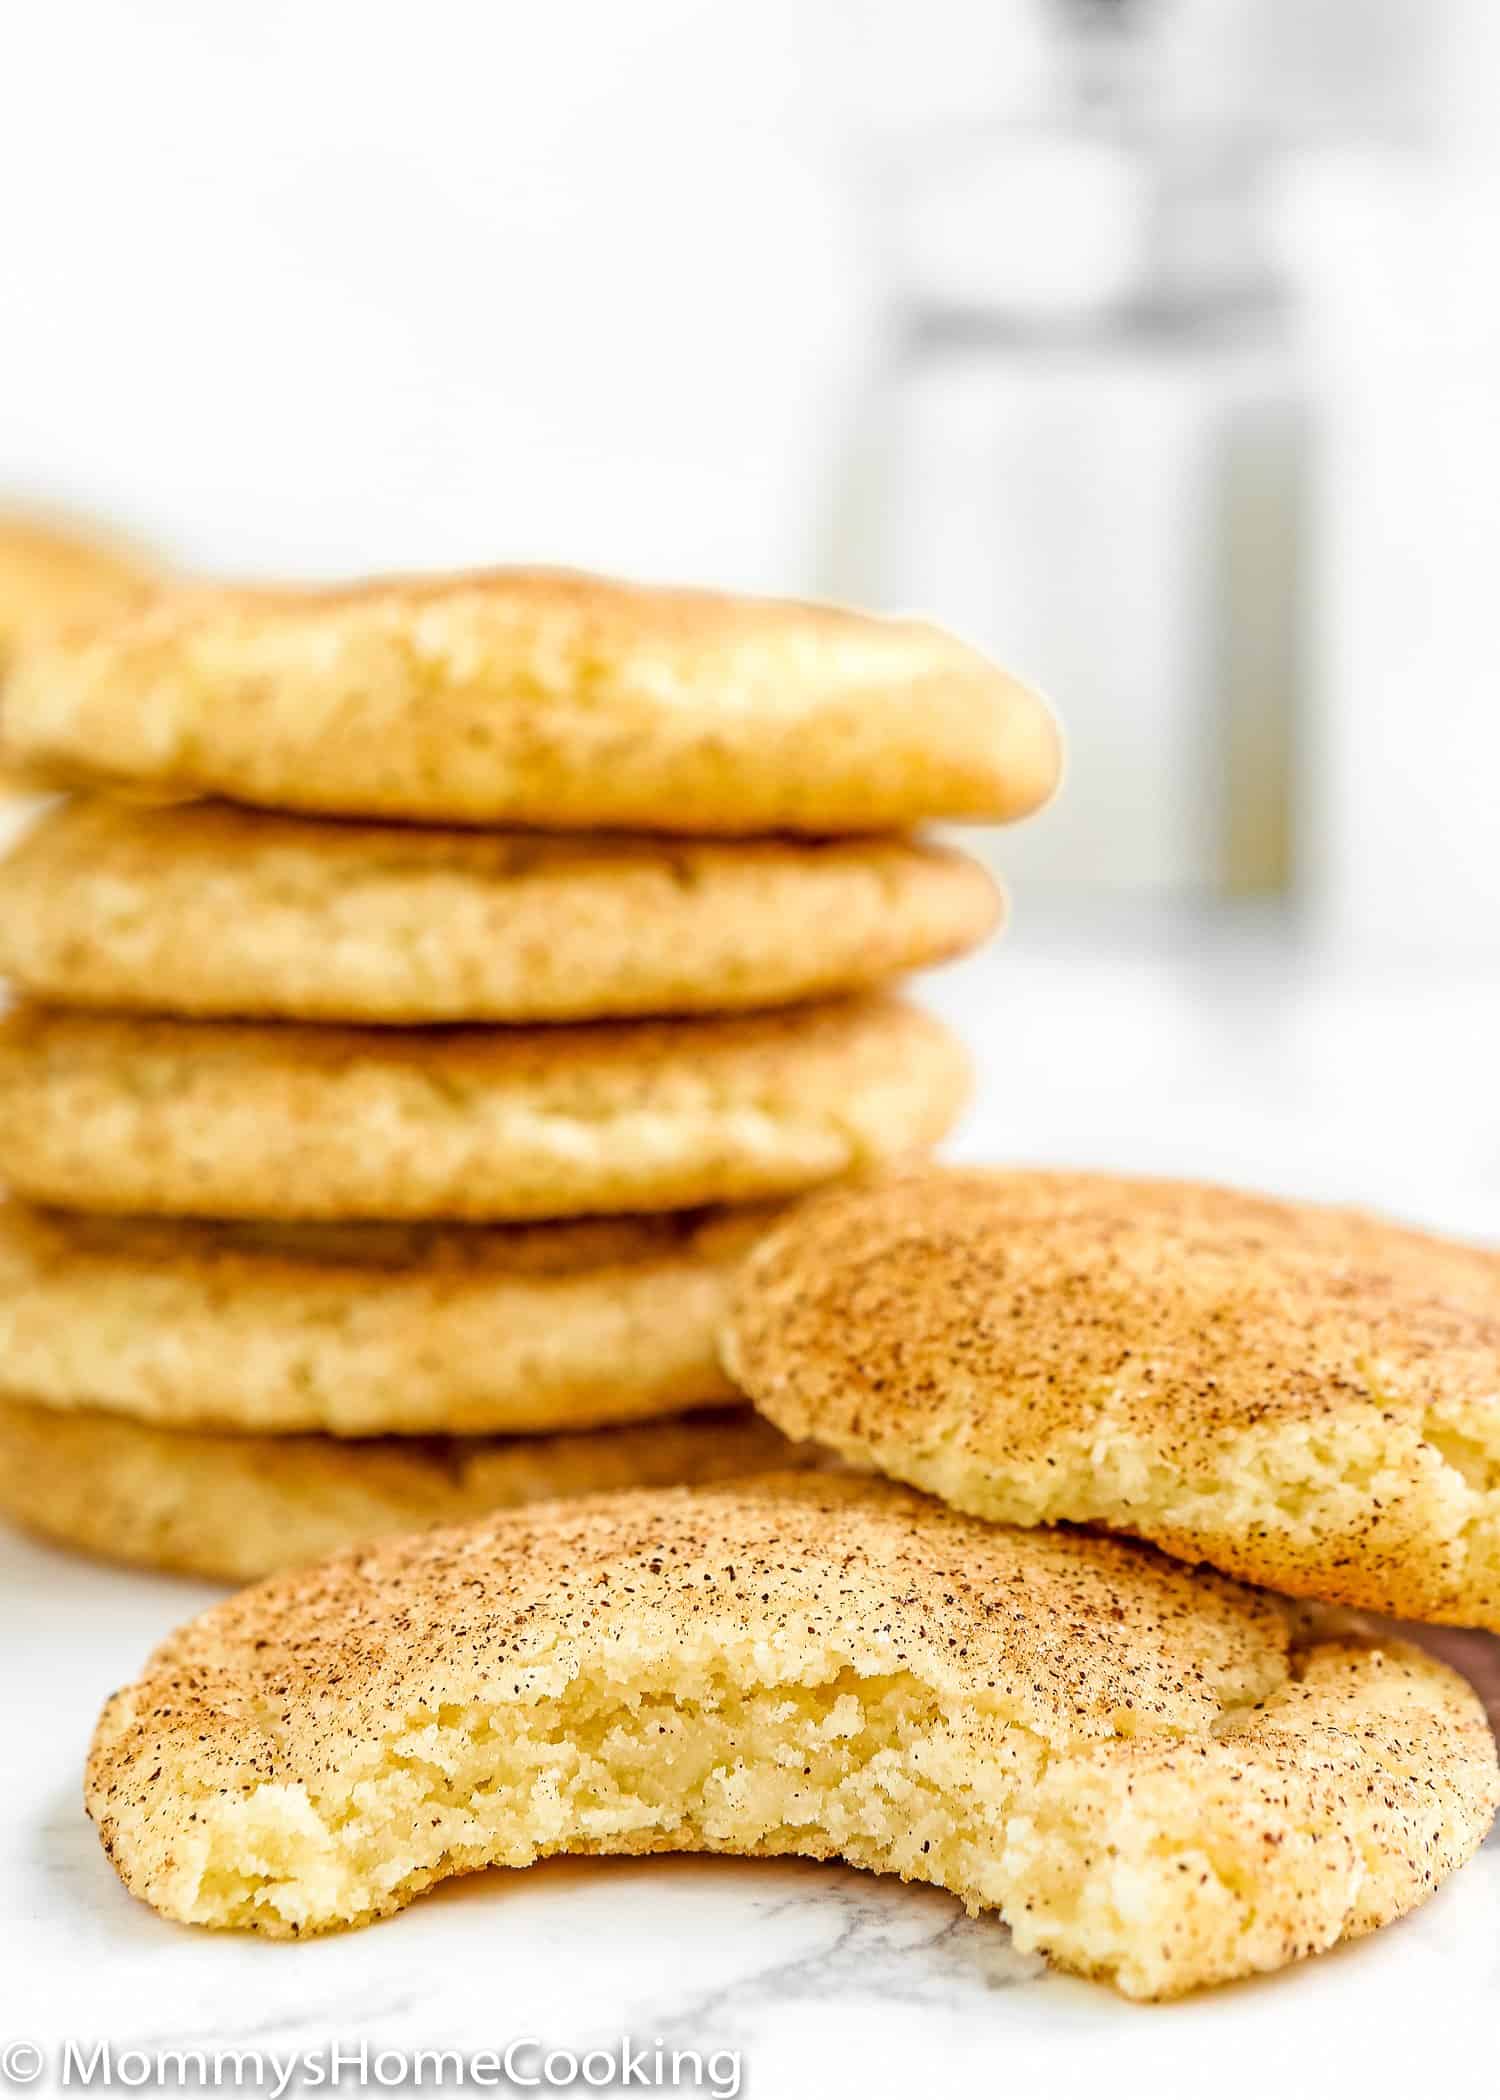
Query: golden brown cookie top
[
  {"left": 115, "top": 1474, "right": 1291, "bottom": 1747},
  {"left": 0, "top": 1192, "right": 767, "bottom": 1437},
  {"left": 723, "top": 1168, "right": 1500, "bottom": 1628},
  {"left": 2, "top": 566, "right": 1060, "bottom": 832},
  {"left": 83, "top": 1471, "right": 1500, "bottom": 1994},
  {"left": 725, "top": 1167, "right": 1500, "bottom": 1448},
  {"left": 0, "top": 996, "right": 968, "bottom": 1222},
  {"left": 0, "top": 796, "right": 1001, "bottom": 1022},
  {"left": 0, "top": 989, "right": 958, "bottom": 1101}
]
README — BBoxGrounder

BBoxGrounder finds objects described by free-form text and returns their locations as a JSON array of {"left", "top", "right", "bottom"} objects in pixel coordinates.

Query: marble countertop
[{"left": 6, "top": 922, "right": 1499, "bottom": 2100}]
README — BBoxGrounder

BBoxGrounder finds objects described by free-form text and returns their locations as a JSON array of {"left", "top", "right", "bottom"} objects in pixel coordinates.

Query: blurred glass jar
[{"left": 826, "top": 4, "right": 1309, "bottom": 903}]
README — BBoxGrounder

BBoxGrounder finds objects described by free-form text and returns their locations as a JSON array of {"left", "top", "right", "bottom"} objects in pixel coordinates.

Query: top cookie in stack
[
  {"left": 2, "top": 565, "right": 1059, "bottom": 831},
  {"left": 0, "top": 567, "right": 1059, "bottom": 1577}
]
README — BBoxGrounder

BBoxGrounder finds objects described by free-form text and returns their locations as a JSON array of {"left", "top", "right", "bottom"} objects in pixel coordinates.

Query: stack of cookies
[{"left": 0, "top": 566, "right": 1060, "bottom": 1579}]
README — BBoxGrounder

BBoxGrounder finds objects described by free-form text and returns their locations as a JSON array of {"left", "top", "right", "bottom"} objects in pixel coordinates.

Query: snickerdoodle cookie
[
  {"left": 0, "top": 1201, "right": 779, "bottom": 1435},
  {"left": 0, "top": 798, "right": 1000, "bottom": 1022},
  {"left": 0, "top": 996, "right": 967, "bottom": 1221},
  {"left": 724, "top": 1168, "right": 1500, "bottom": 1629},
  {"left": 1, "top": 567, "right": 1060, "bottom": 832},
  {"left": 0, "top": 1397, "right": 809, "bottom": 1581},
  {"left": 85, "top": 1473, "right": 1498, "bottom": 1997}
]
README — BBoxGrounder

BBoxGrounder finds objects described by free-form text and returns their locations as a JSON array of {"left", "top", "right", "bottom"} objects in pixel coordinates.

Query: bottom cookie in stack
[
  {"left": 0, "top": 1197, "right": 822, "bottom": 1579},
  {"left": 0, "top": 1398, "right": 815, "bottom": 1583}
]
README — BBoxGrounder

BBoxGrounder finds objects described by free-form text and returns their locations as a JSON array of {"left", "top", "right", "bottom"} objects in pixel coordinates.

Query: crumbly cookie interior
[{"left": 107, "top": 1632, "right": 1489, "bottom": 2001}]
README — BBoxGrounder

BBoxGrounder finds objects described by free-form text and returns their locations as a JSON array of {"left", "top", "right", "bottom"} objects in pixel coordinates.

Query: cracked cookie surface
[
  {"left": 724, "top": 1168, "right": 1500, "bottom": 1628},
  {"left": 85, "top": 1474, "right": 1498, "bottom": 1997}
]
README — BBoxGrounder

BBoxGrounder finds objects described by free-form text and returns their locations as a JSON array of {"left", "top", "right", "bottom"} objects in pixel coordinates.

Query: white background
[{"left": 2, "top": 0, "right": 1499, "bottom": 942}]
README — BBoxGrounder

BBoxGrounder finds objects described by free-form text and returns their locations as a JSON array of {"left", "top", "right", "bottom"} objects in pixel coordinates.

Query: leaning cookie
[
  {"left": 0, "top": 513, "right": 158, "bottom": 796},
  {"left": 0, "top": 996, "right": 967, "bottom": 1221},
  {"left": 0, "top": 1202, "right": 783, "bottom": 1436},
  {"left": 0, "top": 512, "right": 155, "bottom": 673},
  {"left": 723, "top": 1168, "right": 1500, "bottom": 1631},
  {"left": 85, "top": 1474, "right": 1498, "bottom": 1998},
  {"left": 0, "top": 1397, "right": 815, "bottom": 1581},
  {"left": 0, "top": 799, "right": 1001, "bottom": 1023},
  {"left": 2, "top": 567, "right": 1060, "bottom": 834}
]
